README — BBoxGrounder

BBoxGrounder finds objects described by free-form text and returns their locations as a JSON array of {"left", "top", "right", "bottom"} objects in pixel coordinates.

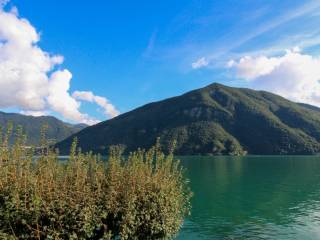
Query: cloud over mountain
[
  {"left": 0, "top": 1, "right": 119, "bottom": 125},
  {"left": 228, "top": 48, "right": 320, "bottom": 106}
]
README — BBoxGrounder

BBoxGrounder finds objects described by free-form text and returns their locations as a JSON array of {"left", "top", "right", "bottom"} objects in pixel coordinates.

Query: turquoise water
[{"left": 177, "top": 156, "right": 320, "bottom": 240}]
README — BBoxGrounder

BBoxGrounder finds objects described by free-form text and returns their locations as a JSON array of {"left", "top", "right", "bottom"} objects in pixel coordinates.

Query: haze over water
[{"left": 178, "top": 156, "right": 320, "bottom": 240}]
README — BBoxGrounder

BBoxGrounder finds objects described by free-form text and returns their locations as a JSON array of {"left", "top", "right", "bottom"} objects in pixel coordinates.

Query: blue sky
[{"left": 2, "top": 0, "right": 320, "bottom": 123}]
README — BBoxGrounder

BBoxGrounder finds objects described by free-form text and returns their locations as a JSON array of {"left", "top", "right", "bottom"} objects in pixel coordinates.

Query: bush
[{"left": 0, "top": 126, "right": 192, "bottom": 239}]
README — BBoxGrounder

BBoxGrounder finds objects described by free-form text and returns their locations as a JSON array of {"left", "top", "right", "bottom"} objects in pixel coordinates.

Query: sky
[{"left": 1, "top": 0, "right": 320, "bottom": 124}]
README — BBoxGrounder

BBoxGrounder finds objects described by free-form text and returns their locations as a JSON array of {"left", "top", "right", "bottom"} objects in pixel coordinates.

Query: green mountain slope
[
  {"left": 0, "top": 112, "right": 87, "bottom": 145},
  {"left": 56, "top": 83, "right": 320, "bottom": 155}
]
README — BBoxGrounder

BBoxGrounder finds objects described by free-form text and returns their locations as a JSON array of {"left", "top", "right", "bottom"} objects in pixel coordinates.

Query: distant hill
[
  {"left": 0, "top": 112, "right": 87, "bottom": 145},
  {"left": 56, "top": 83, "right": 320, "bottom": 155}
]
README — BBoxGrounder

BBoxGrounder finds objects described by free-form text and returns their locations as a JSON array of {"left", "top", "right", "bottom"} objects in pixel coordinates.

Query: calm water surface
[{"left": 177, "top": 156, "right": 320, "bottom": 240}]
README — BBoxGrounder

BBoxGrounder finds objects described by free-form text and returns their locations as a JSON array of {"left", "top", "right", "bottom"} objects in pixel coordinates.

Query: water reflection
[{"left": 178, "top": 156, "right": 320, "bottom": 240}]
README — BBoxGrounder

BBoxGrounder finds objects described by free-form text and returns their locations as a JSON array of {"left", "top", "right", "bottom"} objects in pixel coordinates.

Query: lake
[{"left": 177, "top": 156, "right": 320, "bottom": 240}]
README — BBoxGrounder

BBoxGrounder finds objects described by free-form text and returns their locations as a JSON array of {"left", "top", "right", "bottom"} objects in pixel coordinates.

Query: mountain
[
  {"left": 56, "top": 83, "right": 320, "bottom": 155},
  {"left": 0, "top": 112, "right": 87, "bottom": 145}
]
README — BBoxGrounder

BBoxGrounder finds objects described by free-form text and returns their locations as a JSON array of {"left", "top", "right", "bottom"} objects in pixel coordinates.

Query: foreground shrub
[{"left": 0, "top": 126, "right": 192, "bottom": 239}]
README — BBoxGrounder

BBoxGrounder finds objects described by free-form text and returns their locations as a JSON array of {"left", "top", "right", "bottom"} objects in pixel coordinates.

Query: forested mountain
[
  {"left": 56, "top": 83, "right": 320, "bottom": 155},
  {"left": 0, "top": 112, "right": 87, "bottom": 145}
]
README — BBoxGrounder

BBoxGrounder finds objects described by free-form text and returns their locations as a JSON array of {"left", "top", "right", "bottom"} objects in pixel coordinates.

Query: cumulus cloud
[
  {"left": 228, "top": 48, "right": 320, "bottom": 106},
  {"left": 73, "top": 91, "right": 120, "bottom": 118},
  {"left": 192, "top": 57, "right": 209, "bottom": 69},
  {"left": 227, "top": 56, "right": 282, "bottom": 80},
  {"left": 0, "top": 2, "right": 119, "bottom": 125}
]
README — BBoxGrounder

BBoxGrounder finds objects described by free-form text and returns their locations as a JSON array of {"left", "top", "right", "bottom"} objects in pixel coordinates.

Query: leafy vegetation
[
  {"left": 57, "top": 83, "right": 320, "bottom": 155},
  {"left": 0, "top": 111, "right": 87, "bottom": 145},
  {"left": 0, "top": 126, "right": 192, "bottom": 239}
]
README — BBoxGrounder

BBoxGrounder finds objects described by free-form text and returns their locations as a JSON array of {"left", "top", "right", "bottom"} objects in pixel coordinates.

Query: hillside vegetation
[
  {"left": 0, "top": 111, "right": 86, "bottom": 145},
  {"left": 0, "top": 128, "right": 191, "bottom": 239},
  {"left": 56, "top": 83, "right": 320, "bottom": 155}
]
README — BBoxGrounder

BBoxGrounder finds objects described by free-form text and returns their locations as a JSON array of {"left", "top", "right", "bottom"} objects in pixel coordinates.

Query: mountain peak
[{"left": 56, "top": 84, "right": 320, "bottom": 155}]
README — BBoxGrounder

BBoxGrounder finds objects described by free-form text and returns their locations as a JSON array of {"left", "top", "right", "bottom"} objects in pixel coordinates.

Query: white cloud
[
  {"left": 228, "top": 48, "right": 320, "bottom": 106},
  {"left": 47, "top": 70, "right": 101, "bottom": 125},
  {"left": 20, "top": 110, "right": 49, "bottom": 117},
  {"left": 192, "top": 57, "right": 209, "bottom": 69},
  {"left": 227, "top": 55, "right": 281, "bottom": 80},
  {"left": 72, "top": 91, "right": 120, "bottom": 118},
  {"left": 292, "top": 46, "right": 301, "bottom": 53},
  {"left": 0, "top": 2, "right": 119, "bottom": 125},
  {"left": 182, "top": 1, "right": 320, "bottom": 71}
]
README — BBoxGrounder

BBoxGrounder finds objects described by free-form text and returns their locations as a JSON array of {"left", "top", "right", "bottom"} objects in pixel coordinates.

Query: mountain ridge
[
  {"left": 0, "top": 111, "right": 87, "bottom": 145},
  {"left": 56, "top": 83, "right": 320, "bottom": 155}
]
